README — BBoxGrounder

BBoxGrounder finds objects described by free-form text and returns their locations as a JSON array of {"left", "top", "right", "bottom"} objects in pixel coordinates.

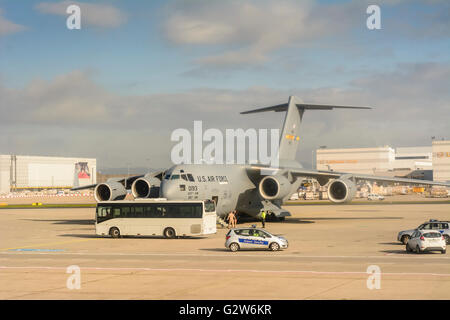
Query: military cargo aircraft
[{"left": 74, "top": 96, "right": 450, "bottom": 219}]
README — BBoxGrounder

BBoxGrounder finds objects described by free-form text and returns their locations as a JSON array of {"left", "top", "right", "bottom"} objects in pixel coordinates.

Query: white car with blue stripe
[{"left": 225, "top": 227, "right": 288, "bottom": 252}]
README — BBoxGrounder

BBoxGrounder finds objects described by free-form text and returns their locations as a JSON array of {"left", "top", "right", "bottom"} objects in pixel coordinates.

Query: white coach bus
[{"left": 95, "top": 199, "right": 217, "bottom": 238}]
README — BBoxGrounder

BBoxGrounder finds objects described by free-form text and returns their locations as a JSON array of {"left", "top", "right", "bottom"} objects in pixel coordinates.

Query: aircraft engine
[
  {"left": 258, "top": 175, "right": 291, "bottom": 200},
  {"left": 131, "top": 177, "right": 161, "bottom": 198},
  {"left": 94, "top": 182, "right": 127, "bottom": 202},
  {"left": 327, "top": 178, "right": 356, "bottom": 203}
]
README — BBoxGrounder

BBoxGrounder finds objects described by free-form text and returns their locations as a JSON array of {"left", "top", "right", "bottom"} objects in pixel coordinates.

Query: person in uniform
[{"left": 260, "top": 210, "right": 266, "bottom": 228}]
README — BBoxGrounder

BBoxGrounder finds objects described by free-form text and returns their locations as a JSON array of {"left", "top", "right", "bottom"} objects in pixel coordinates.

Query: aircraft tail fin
[{"left": 241, "top": 96, "right": 371, "bottom": 167}]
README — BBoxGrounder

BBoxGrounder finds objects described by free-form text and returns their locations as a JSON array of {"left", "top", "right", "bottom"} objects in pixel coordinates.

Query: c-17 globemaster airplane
[{"left": 74, "top": 96, "right": 450, "bottom": 220}]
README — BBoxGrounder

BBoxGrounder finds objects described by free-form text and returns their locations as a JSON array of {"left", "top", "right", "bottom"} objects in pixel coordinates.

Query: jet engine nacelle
[
  {"left": 131, "top": 177, "right": 161, "bottom": 198},
  {"left": 94, "top": 181, "right": 127, "bottom": 202},
  {"left": 259, "top": 175, "right": 292, "bottom": 200},
  {"left": 327, "top": 178, "right": 356, "bottom": 203}
]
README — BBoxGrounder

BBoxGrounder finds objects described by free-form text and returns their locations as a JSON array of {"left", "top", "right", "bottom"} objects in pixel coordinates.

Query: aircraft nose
[{"left": 160, "top": 181, "right": 177, "bottom": 199}]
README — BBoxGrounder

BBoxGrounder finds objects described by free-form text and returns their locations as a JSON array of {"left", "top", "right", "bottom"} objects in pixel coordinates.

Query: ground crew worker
[
  {"left": 260, "top": 210, "right": 266, "bottom": 228},
  {"left": 231, "top": 210, "right": 237, "bottom": 228},
  {"left": 226, "top": 211, "right": 232, "bottom": 228},
  {"left": 227, "top": 211, "right": 235, "bottom": 229}
]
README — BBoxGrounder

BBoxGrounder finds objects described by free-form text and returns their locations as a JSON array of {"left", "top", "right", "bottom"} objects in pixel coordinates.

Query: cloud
[
  {"left": 1, "top": 62, "right": 449, "bottom": 168},
  {"left": 35, "top": 1, "right": 127, "bottom": 28},
  {"left": 163, "top": 0, "right": 450, "bottom": 72},
  {"left": 0, "top": 8, "right": 26, "bottom": 36},
  {"left": 164, "top": 0, "right": 357, "bottom": 67}
]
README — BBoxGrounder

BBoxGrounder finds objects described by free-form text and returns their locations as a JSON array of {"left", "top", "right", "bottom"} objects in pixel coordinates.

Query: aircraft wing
[
  {"left": 247, "top": 165, "right": 450, "bottom": 187},
  {"left": 71, "top": 174, "right": 145, "bottom": 191}
]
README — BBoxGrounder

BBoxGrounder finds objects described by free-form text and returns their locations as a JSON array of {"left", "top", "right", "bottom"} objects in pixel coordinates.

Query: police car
[
  {"left": 397, "top": 219, "right": 450, "bottom": 245},
  {"left": 225, "top": 227, "right": 288, "bottom": 252}
]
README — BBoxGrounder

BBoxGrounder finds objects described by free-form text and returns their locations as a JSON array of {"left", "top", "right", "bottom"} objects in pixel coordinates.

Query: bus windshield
[{"left": 204, "top": 201, "right": 215, "bottom": 213}]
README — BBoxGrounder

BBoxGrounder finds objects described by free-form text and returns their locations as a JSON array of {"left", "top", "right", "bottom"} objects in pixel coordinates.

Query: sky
[{"left": 0, "top": 0, "right": 449, "bottom": 170}]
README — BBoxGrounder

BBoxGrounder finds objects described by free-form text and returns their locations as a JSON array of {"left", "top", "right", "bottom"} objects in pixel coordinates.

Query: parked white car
[
  {"left": 289, "top": 193, "right": 299, "bottom": 200},
  {"left": 406, "top": 230, "right": 446, "bottom": 254},
  {"left": 367, "top": 193, "right": 384, "bottom": 200}
]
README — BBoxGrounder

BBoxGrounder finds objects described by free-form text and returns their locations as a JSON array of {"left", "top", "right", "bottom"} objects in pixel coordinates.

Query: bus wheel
[
  {"left": 163, "top": 227, "right": 176, "bottom": 239},
  {"left": 109, "top": 227, "right": 120, "bottom": 239}
]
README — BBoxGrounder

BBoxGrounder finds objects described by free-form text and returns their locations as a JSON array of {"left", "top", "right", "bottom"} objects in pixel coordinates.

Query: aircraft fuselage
[{"left": 160, "top": 164, "right": 262, "bottom": 217}]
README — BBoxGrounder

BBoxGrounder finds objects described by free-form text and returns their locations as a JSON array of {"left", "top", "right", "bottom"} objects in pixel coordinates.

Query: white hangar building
[
  {"left": 0, "top": 155, "right": 96, "bottom": 194},
  {"left": 316, "top": 141, "right": 450, "bottom": 182}
]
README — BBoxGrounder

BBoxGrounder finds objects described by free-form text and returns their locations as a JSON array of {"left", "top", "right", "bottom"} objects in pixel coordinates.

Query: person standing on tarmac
[
  {"left": 227, "top": 211, "right": 235, "bottom": 229},
  {"left": 231, "top": 210, "right": 237, "bottom": 228},
  {"left": 260, "top": 210, "right": 266, "bottom": 228}
]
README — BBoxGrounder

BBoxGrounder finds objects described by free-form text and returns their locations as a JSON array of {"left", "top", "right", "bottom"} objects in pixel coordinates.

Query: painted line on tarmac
[
  {"left": 9, "top": 249, "right": 65, "bottom": 252},
  {"left": 0, "top": 238, "right": 100, "bottom": 251},
  {"left": 1, "top": 265, "right": 450, "bottom": 277},
  {"left": 0, "top": 251, "right": 449, "bottom": 260}
]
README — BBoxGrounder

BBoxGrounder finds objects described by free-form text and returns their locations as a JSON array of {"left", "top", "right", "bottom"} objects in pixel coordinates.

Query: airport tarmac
[{"left": 0, "top": 203, "right": 449, "bottom": 300}]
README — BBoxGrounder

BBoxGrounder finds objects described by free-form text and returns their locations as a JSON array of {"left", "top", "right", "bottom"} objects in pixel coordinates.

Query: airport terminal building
[
  {"left": 432, "top": 140, "right": 450, "bottom": 182},
  {"left": 316, "top": 140, "right": 450, "bottom": 182},
  {"left": 0, "top": 155, "right": 97, "bottom": 194}
]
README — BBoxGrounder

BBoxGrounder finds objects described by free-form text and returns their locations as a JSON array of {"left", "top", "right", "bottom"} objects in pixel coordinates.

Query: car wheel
[
  {"left": 444, "top": 235, "right": 449, "bottom": 245},
  {"left": 163, "top": 227, "right": 176, "bottom": 239},
  {"left": 401, "top": 235, "right": 410, "bottom": 245},
  {"left": 416, "top": 246, "right": 421, "bottom": 254},
  {"left": 406, "top": 244, "right": 412, "bottom": 253},
  {"left": 269, "top": 242, "right": 280, "bottom": 251},
  {"left": 109, "top": 227, "right": 120, "bottom": 239},
  {"left": 441, "top": 249, "right": 446, "bottom": 254},
  {"left": 229, "top": 243, "right": 240, "bottom": 252}
]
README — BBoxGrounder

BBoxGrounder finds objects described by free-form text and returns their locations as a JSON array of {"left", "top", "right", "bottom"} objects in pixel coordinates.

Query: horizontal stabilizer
[{"left": 241, "top": 103, "right": 371, "bottom": 114}]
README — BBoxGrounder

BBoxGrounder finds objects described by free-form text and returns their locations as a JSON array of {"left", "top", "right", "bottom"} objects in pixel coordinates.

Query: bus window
[
  {"left": 167, "top": 205, "right": 181, "bottom": 217},
  {"left": 155, "top": 205, "right": 166, "bottom": 217},
  {"left": 204, "top": 201, "right": 215, "bottom": 212},
  {"left": 179, "top": 205, "right": 192, "bottom": 218},
  {"left": 134, "top": 206, "right": 144, "bottom": 218},
  {"left": 97, "top": 206, "right": 112, "bottom": 222},
  {"left": 144, "top": 205, "right": 155, "bottom": 218},
  {"left": 113, "top": 207, "right": 122, "bottom": 218},
  {"left": 194, "top": 205, "right": 202, "bottom": 218}
]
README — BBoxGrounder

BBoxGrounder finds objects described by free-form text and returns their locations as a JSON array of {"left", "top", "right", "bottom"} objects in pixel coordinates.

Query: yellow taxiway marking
[{"left": 0, "top": 238, "right": 100, "bottom": 251}]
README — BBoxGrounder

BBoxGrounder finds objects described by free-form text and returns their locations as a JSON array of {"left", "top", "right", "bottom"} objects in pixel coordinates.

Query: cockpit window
[
  {"left": 171, "top": 174, "right": 180, "bottom": 180},
  {"left": 187, "top": 174, "right": 195, "bottom": 182},
  {"left": 181, "top": 174, "right": 188, "bottom": 181}
]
